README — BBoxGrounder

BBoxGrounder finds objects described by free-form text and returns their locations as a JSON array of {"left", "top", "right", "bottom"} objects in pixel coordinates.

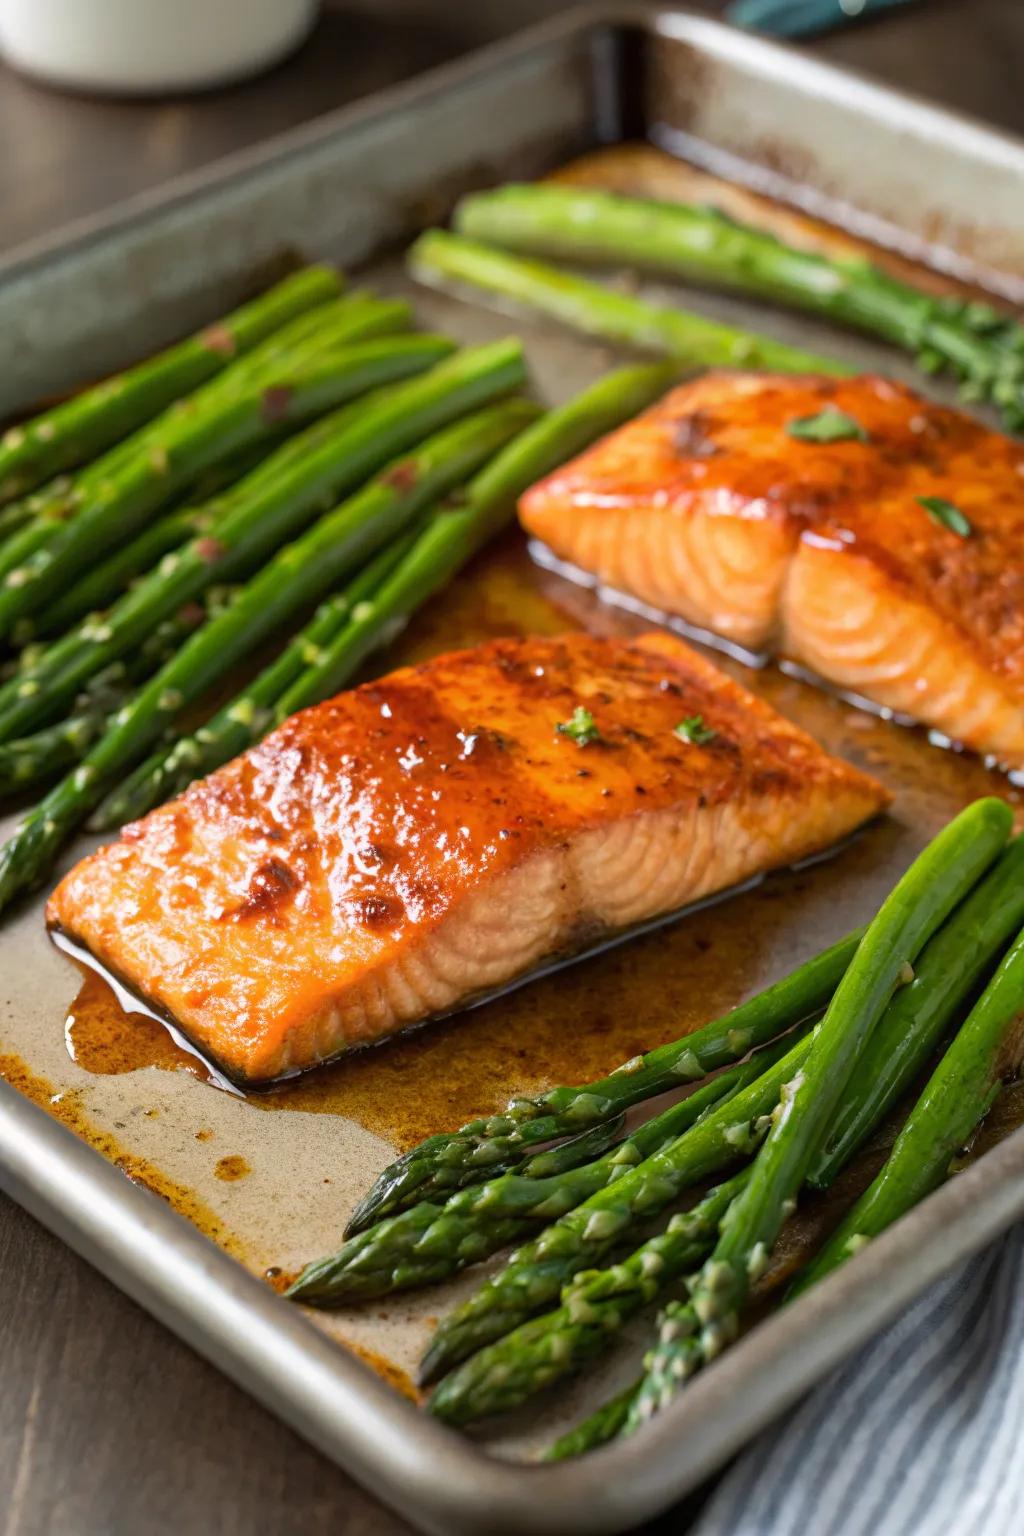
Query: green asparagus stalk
[
  {"left": 791, "top": 918, "right": 1024, "bottom": 1297},
  {"left": 626, "top": 797, "right": 1011, "bottom": 1432},
  {"left": 0, "top": 265, "right": 342, "bottom": 505},
  {"left": 89, "top": 527, "right": 425, "bottom": 828},
  {"left": 288, "top": 1036, "right": 791, "bottom": 1309},
  {"left": 0, "top": 712, "right": 104, "bottom": 794},
  {"left": 194, "top": 291, "right": 413, "bottom": 402},
  {"left": 13, "top": 292, "right": 409, "bottom": 515},
  {"left": 0, "top": 320, "right": 390, "bottom": 605},
  {"left": 288, "top": 1119, "right": 632, "bottom": 1310},
  {"left": 0, "top": 605, "right": 213, "bottom": 795},
  {"left": 809, "top": 832, "right": 1024, "bottom": 1186},
  {"left": 0, "top": 500, "right": 33, "bottom": 549},
  {"left": 0, "top": 334, "right": 454, "bottom": 642},
  {"left": 545, "top": 1384, "right": 641, "bottom": 1461},
  {"left": 346, "top": 926, "right": 863, "bottom": 1235},
  {"left": 418, "top": 1023, "right": 819, "bottom": 1383},
  {"left": 274, "top": 360, "right": 685, "bottom": 725},
  {"left": 410, "top": 230, "right": 850, "bottom": 375},
  {"left": 8, "top": 361, "right": 669, "bottom": 759},
  {"left": 0, "top": 339, "right": 514, "bottom": 748},
  {"left": 0, "top": 513, "right": 65, "bottom": 589},
  {"left": 14, "top": 299, "right": 415, "bottom": 646},
  {"left": 454, "top": 186, "right": 1023, "bottom": 424},
  {"left": 521, "top": 1118, "right": 630, "bottom": 1178},
  {"left": 0, "top": 377, "right": 529, "bottom": 909},
  {"left": 0, "top": 294, "right": 404, "bottom": 603},
  {"left": 23, "top": 507, "right": 213, "bottom": 644},
  {"left": 3, "top": 291, "right": 404, "bottom": 552},
  {"left": 429, "top": 1170, "right": 750, "bottom": 1425}
]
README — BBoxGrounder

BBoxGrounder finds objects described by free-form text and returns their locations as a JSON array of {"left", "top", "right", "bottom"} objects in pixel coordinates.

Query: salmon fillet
[
  {"left": 47, "top": 633, "right": 886, "bottom": 1083},
  {"left": 519, "top": 373, "right": 1024, "bottom": 769}
]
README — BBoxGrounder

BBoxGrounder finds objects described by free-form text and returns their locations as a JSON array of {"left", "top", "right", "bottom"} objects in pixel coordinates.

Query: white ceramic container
[{"left": 0, "top": 0, "right": 320, "bottom": 95}]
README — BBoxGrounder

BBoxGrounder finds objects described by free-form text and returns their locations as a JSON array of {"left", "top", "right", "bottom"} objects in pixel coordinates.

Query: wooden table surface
[{"left": 1, "top": 2, "right": 1021, "bottom": 1533}]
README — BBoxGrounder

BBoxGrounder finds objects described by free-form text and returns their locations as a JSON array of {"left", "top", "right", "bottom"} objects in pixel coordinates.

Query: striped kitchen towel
[{"left": 693, "top": 1225, "right": 1024, "bottom": 1536}]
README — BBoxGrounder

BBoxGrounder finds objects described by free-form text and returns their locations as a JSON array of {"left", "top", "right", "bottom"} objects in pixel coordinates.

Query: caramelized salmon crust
[
  {"left": 47, "top": 633, "right": 887, "bottom": 1083},
  {"left": 519, "top": 373, "right": 1024, "bottom": 769}
]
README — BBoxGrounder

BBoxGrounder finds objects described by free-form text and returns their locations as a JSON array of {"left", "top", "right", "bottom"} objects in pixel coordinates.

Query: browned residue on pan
[
  {"left": 0, "top": 1049, "right": 245, "bottom": 1259},
  {"left": 214, "top": 1154, "right": 251, "bottom": 1182},
  {"left": 340, "top": 1338, "right": 422, "bottom": 1404}
]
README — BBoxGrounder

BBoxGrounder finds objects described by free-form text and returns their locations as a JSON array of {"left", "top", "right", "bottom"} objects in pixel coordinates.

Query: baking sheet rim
[{"left": 4, "top": 6, "right": 1024, "bottom": 1533}]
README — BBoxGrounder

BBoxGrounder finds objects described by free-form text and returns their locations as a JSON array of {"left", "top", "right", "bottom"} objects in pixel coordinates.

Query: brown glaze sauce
[
  {"left": 340, "top": 1340, "right": 421, "bottom": 1404},
  {"left": 214, "top": 1154, "right": 251, "bottom": 1182},
  {"left": 0, "top": 1050, "right": 245, "bottom": 1258},
  {"left": 65, "top": 967, "right": 214, "bottom": 1081}
]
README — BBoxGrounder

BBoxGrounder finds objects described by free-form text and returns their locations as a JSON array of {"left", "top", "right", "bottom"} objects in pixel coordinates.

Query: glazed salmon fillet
[
  {"left": 47, "top": 633, "right": 886, "bottom": 1083},
  {"left": 519, "top": 373, "right": 1024, "bottom": 769}
]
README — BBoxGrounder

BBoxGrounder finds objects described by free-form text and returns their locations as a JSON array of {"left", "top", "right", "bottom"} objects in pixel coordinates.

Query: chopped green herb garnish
[
  {"left": 556, "top": 706, "right": 600, "bottom": 747},
  {"left": 675, "top": 715, "right": 716, "bottom": 746},
  {"left": 917, "top": 495, "right": 972, "bottom": 538},
  {"left": 785, "top": 408, "right": 868, "bottom": 444}
]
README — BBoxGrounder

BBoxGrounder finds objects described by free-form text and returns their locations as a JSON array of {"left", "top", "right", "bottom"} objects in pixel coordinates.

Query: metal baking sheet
[{"left": 4, "top": 9, "right": 1024, "bottom": 1534}]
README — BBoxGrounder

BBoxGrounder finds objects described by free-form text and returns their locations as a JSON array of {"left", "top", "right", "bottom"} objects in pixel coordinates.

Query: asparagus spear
[
  {"left": 0, "top": 514, "right": 65, "bottom": 588},
  {"left": 455, "top": 186, "right": 1023, "bottom": 424},
  {"left": 194, "top": 291, "right": 413, "bottom": 402},
  {"left": 0, "top": 340, "right": 515, "bottom": 747},
  {"left": 289, "top": 1119, "right": 636, "bottom": 1309},
  {"left": 626, "top": 797, "right": 1011, "bottom": 1431},
  {"left": 0, "top": 318, "right": 396, "bottom": 604},
  {"left": 274, "top": 360, "right": 685, "bottom": 724},
  {"left": 791, "top": 917, "right": 1024, "bottom": 1297},
  {"left": 429, "top": 1171, "right": 750, "bottom": 1425},
  {"left": 0, "top": 605, "right": 214, "bottom": 795},
  {"left": 0, "top": 382, "right": 529, "bottom": 909},
  {"left": 545, "top": 1384, "right": 641, "bottom": 1461},
  {"left": 22, "top": 507, "right": 213, "bottom": 644},
  {"left": 418, "top": 1023, "right": 819, "bottom": 1383},
  {"left": 345, "top": 926, "right": 863, "bottom": 1235},
  {"left": 0, "top": 334, "right": 455, "bottom": 642},
  {"left": 89, "top": 527, "right": 424, "bottom": 829},
  {"left": 0, "top": 265, "right": 341, "bottom": 506},
  {"left": 0, "top": 711, "right": 104, "bottom": 795},
  {"left": 0, "top": 500, "right": 33, "bottom": 548},
  {"left": 14, "top": 299, "right": 415, "bottom": 646},
  {"left": 810, "top": 832, "right": 1024, "bottom": 1186},
  {"left": 287, "top": 1038, "right": 787, "bottom": 1308},
  {"left": 410, "top": 230, "right": 850, "bottom": 375},
  {"left": 0, "top": 294, "right": 406, "bottom": 596},
  {"left": 14, "top": 292, "right": 408, "bottom": 505},
  {"left": 0, "top": 356, "right": 650, "bottom": 748},
  {"left": 0, "top": 592, "right": 230, "bottom": 798}
]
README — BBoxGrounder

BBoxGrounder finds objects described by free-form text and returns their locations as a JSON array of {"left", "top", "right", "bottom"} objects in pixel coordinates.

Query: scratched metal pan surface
[{"left": 4, "top": 9, "right": 1024, "bottom": 1534}]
